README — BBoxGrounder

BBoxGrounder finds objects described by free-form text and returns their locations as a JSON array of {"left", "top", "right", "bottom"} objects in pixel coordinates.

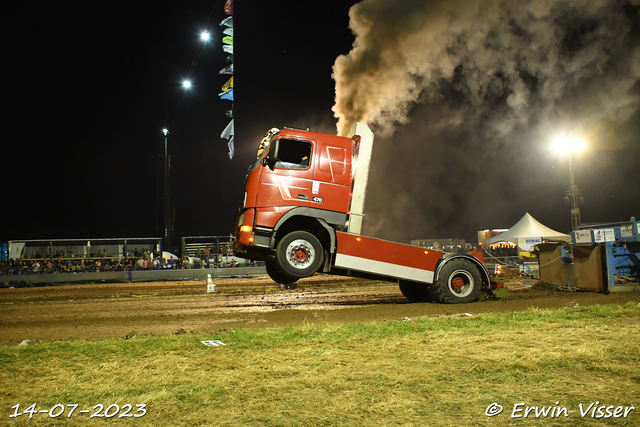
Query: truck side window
[{"left": 273, "top": 138, "right": 312, "bottom": 169}]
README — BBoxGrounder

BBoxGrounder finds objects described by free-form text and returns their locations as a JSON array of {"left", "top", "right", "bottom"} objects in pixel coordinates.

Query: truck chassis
[{"left": 234, "top": 123, "right": 490, "bottom": 303}]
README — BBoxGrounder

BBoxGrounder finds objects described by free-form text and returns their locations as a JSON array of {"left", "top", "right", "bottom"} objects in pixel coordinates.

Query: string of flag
[{"left": 219, "top": 0, "right": 234, "bottom": 159}]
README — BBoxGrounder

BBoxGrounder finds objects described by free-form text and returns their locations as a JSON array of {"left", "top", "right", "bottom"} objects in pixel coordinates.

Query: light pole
[
  {"left": 162, "top": 129, "right": 172, "bottom": 250},
  {"left": 553, "top": 136, "right": 585, "bottom": 231}
]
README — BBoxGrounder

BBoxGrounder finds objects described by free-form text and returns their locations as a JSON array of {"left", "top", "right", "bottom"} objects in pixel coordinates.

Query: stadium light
[
  {"left": 552, "top": 135, "right": 586, "bottom": 231},
  {"left": 201, "top": 31, "right": 210, "bottom": 42},
  {"left": 182, "top": 80, "right": 192, "bottom": 89},
  {"left": 552, "top": 136, "right": 585, "bottom": 154}
]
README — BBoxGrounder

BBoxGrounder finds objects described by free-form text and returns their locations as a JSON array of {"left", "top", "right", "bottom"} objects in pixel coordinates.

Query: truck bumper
[{"left": 233, "top": 208, "right": 274, "bottom": 261}]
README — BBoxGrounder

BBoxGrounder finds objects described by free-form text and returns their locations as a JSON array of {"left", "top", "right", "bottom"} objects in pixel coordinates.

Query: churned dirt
[{"left": 0, "top": 275, "right": 637, "bottom": 344}]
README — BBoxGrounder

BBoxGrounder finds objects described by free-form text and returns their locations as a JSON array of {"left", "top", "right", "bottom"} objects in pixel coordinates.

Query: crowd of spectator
[
  {"left": 0, "top": 247, "right": 259, "bottom": 276},
  {"left": 487, "top": 244, "right": 519, "bottom": 257}
]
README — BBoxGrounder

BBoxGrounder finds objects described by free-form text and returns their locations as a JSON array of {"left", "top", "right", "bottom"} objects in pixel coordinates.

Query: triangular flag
[
  {"left": 220, "top": 16, "right": 233, "bottom": 28},
  {"left": 218, "top": 88, "right": 233, "bottom": 101},
  {"left": 223, "top": 27, "right": 233, "bottom": 36},
  {"left": 222, "top": 76, "right": 233, "bottom": 92},
  {"left": 223, "top": 45, "right": 233, "bottom": 54},
  {"left": 222, "top": 36, "right": 233, "bottom": 45},
  {"left": 228, "top": 136, "right": 235, "bottom": 159},
  {"left": 221, "top": 119, "right": 234, "bottom": 140},
  {"left": 225, "top": 0, "right": 233, "bottom": 16},
  {"left": 219, "top": 64, "right": 234, "bottom": 75}
]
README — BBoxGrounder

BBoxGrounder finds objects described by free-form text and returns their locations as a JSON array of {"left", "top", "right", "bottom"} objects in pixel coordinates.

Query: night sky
[
  {"left": 3, "top": 1, "right": 357, "bottom": 244},
  {"left": 3, "top": 0, "right": 640, "bottom": 246}
]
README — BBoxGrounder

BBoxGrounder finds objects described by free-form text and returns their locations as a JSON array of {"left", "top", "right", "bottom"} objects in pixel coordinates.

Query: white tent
[
  {"left": 486, "top": 212, "right": 570, "bottom": 246},
  {"left": 162, "top": 251, "right": 179, "bottom": 260}
]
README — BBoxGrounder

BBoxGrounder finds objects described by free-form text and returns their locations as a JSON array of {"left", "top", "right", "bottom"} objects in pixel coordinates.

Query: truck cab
[{"left": 234, "top": 127, "right": 358, "bottom": 270}]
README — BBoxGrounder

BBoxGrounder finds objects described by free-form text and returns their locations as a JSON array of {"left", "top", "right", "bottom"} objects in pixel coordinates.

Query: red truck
[{"left": 233, "top": 123, "right": 490, "bottom": 303}]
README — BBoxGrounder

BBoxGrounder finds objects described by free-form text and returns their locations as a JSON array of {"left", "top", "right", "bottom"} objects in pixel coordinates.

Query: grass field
[{"left": 1, "top": 302, "right": 639, "bottom": 426}]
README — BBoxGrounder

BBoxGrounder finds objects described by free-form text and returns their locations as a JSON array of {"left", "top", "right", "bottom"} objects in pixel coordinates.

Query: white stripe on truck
[{"left": 334, "top": 253, "right": 434, "bottom": 284}]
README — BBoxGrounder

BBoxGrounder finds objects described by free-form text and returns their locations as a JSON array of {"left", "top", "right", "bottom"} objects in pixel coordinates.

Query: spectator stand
[
  {"left": 181, "top": 235, "right": 260, "bottom": 268},
  {"left": 410, "top": 238, "right": 468, "bottom": 253},
  {"left": 2, "top": 237, "right": 163, "bottom": 275},
  {"left": 1, "top": 236, "right": 267, "bottom": 285}
]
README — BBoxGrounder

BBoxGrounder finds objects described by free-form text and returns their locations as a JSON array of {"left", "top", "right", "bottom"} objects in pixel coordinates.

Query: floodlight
[
  {"left": 552, "top": 135, "right": 586, "bottom": 154},
  {"left": 551, "top": 134, "right": 586, "bottom": 231}
]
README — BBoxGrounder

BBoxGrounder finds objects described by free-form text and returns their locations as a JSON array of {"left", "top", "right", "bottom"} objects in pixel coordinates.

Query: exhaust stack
[{"left": 347, "top": 122, "right": 374, "bottom": 235}]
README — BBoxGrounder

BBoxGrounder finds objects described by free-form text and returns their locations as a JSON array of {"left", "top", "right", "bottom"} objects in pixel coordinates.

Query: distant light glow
[
  {"left": 552, "top": 136, "right": 586, "bottom": 154},
  {"left": 182, "top": 80, "right": 192, "bottom": 89},
  {"left": 201, "top": 31, "right": 210, "bottom": 41},
  {"left": 162, "top": 128, "right": 168, "bottom": 135}
]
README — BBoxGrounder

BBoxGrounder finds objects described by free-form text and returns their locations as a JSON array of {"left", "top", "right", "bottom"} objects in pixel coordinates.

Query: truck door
[
  {"left": 312, "top": 142, "right": 350, "bottom": 213},
  {"left": 255, "top": 137, "right": 314, "bottom": 226}
]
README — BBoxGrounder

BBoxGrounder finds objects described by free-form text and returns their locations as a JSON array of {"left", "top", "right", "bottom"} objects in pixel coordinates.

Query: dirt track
[{"left": 0, "top": 275, "right": 637, "bottom": 344}]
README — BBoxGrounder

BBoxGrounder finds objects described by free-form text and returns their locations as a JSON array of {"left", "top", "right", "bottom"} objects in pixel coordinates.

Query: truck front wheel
[
  {"left": 265, "top": 262, "right": 297, "bottom": 286},
  {"left": 433, "top": 259, "right": 482, "bottom": 303},
  {"left": 276, "top": 231, "right": 323, "bottom": 279}
]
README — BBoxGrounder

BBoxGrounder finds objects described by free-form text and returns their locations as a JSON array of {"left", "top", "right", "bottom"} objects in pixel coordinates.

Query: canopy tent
[
  {"left": 162, "top": 251, "right": 179, "bottom": 260},
  {"left": 486, "top": 212, "right": 570, "bottom": 246}
]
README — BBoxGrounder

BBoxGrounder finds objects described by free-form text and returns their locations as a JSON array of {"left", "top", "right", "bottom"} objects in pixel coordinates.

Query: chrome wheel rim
[
  {"left": 285, "top": 239, "right": 316, "bottom": 269},
  {"left": 448, "top": 269, "right": 474, "bottom": 297}
]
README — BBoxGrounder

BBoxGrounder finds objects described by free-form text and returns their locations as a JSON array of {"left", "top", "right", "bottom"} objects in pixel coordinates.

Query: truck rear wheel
[
  {"left": 433, "top": 259, "right": 481, "bottom": 303},
  {"left": 265, "top": 262, "right": 297, "bottom": 286},
  {"left": 276, "top": 231, "right": 323, "bottom": 279},
  {"left": 398, "top": 280, "right": 433, "bottom": 302}
]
